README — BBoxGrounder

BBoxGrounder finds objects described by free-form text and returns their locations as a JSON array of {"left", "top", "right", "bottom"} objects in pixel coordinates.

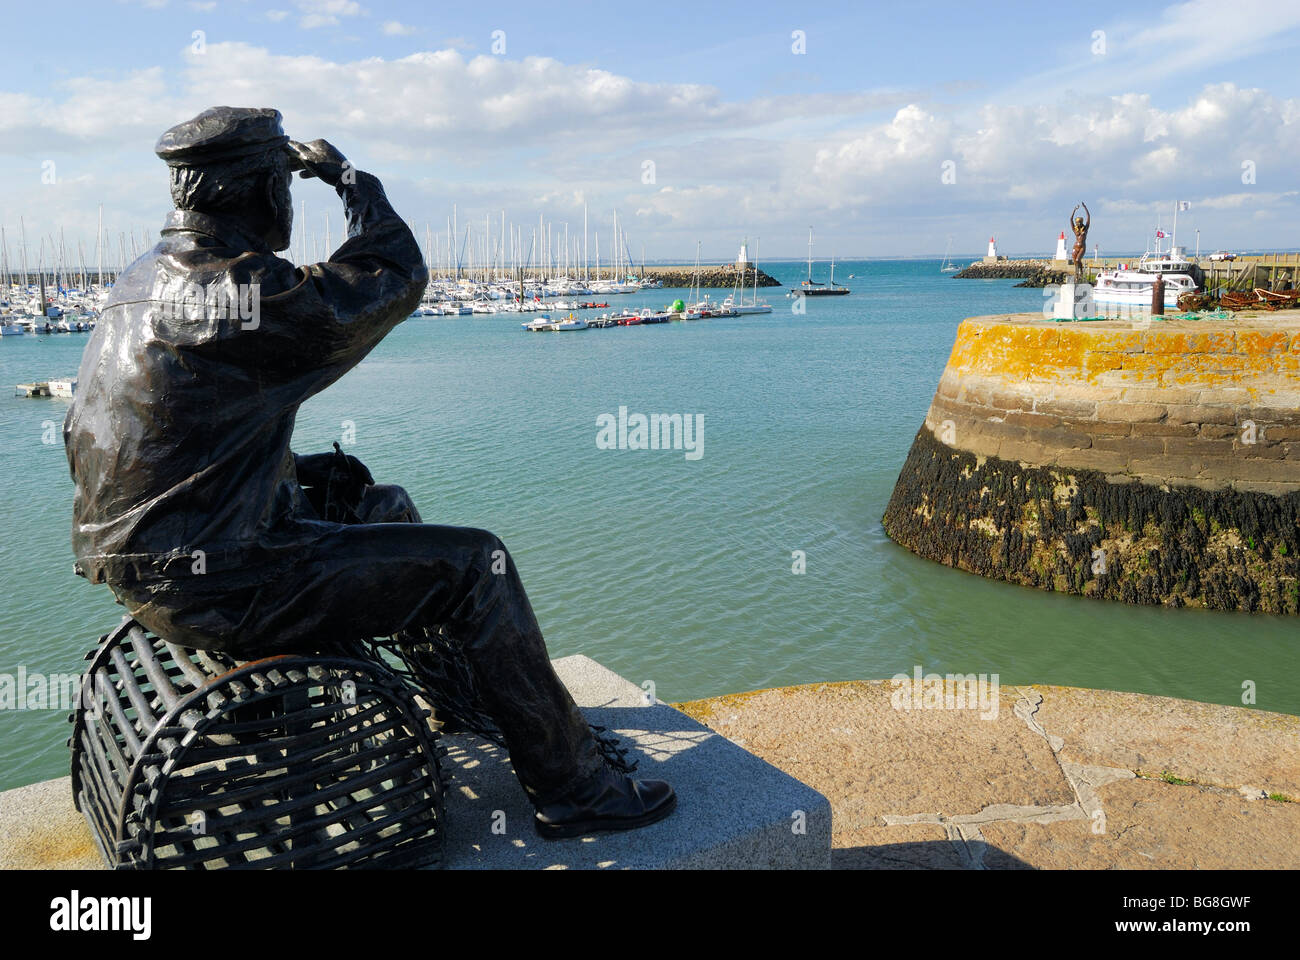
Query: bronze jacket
[{"left": 64, "top": 171, "right": 427, "bottom": 586}]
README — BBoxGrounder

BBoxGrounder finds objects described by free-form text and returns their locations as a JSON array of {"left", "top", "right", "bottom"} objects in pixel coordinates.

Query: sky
[{"left": 2, "top": 0, "right": 1299, "bottom": 265}]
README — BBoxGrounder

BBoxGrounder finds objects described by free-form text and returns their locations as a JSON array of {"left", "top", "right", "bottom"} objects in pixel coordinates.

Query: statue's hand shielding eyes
[{"left": 286, "top": 139, "right": 351, "bottom": 187}]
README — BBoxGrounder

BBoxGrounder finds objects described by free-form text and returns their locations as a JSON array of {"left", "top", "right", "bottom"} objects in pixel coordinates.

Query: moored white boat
[
  {"left": 721, "top": 294, "right": 771, "bottom": 316},
  {"left": 1094, "top": 247, "right": 1198, "bottom": 310}
]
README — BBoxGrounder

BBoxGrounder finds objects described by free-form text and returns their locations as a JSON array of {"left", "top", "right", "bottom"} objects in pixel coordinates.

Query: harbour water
[{"left": 1, "top": 258, "right": 1294, "bottom": 791}]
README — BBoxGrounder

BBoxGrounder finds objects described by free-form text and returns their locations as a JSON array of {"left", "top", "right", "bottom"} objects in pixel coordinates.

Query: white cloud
[
  {"left": 1, "top": 41, "right": 1296, "bottom": 258},
  {"left": 170, "top": 43, "right": 880, "bottom": 150},
  {"left": 381, "top": 20, "right": 418, "bottom": 36},
  {"left": 1196, "top": 191, "right": 1299, "bottom": 210},
  {"left": 295, "top": 0, "right": 364, "bottom": 29}
]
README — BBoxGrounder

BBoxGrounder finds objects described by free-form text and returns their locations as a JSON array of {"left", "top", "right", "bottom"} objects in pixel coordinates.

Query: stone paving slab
[
  {"left": 0, "top": 777, "right": 100, "bottom": 870},
  {"left": 830, "top": 823, "right": 969, "bottom": 870},
  {"left": 981, "top": 778, "right": 1300, "bottom": 870},
  {"left": 676, "top": 680, "right": 1300, "bottom": 870},
  {"left": 681, "top": 680, "right": 1075, "bottom": 842},
  {"left": 1026, "top": 685, "right": 1300, "bottom": 798}
]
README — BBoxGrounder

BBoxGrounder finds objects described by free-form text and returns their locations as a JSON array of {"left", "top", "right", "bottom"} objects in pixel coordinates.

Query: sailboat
[
  {"left": 724, "top": 238, "right": 774, "bottom": 315},
  {"left": 940, "top": 236, "right": 960, "bottom": 273},
  {"left": 796, "top": 227, "right": 849, "bottom": 296},
  {"left": 678, "top": 241, "right": 705, "bottom": 319}
]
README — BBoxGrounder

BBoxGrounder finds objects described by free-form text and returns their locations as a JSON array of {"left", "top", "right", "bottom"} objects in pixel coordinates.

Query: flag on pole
[
  {"left": 1156, "top": 230, "right": 1167, "bottom": 238},
  {"left": 1178, "top": 200, "right": 1191, "bottom": 211}
]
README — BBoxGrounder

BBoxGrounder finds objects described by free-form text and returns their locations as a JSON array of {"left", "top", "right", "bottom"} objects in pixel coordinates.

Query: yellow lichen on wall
[
  {"left": 924, "top": 313, "right": 1300, "bottom": 492},
  {"left": 940, "top": 316, "right": 1300, "bottom": 397}
]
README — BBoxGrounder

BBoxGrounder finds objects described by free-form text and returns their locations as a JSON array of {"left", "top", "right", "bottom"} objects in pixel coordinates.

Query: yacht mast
[
  {"left": 97, "top": 204, "right": 104, "bottom": 287},
  {"left": 692, "top": 239, "right": 701, "bottom": 304},
  {"left": 20, "top": 218, "right": 28, "bottom": 290}
]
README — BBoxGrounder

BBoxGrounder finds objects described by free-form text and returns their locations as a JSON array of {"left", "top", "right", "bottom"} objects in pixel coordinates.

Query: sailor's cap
[{"left": 155, "top": 106, "right": 289, "bottom": 167}]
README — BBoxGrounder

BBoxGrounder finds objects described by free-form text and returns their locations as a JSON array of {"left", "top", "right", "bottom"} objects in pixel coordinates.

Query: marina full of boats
[
  {"left": 0, "top": 258, "right": 777, "bottom": 335},
  {"left": 1, "top": 197, "right": 805, "bottom": 334},
  {"left": 521, "top": 292, "right": 773, "bottom": 332},
  {"left": 1, "top": 285, "right": 101, "bottom": 336},
  {"left": 411, "top": 234, "right": 778, "bottom": 319}
]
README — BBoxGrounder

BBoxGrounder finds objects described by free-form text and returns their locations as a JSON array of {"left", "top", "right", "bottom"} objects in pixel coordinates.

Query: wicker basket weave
[{"left": 69, "top": 618, "right": 445, "bottom": 870}]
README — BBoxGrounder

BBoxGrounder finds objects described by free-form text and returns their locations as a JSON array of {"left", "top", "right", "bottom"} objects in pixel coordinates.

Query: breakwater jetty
[
  {"left": 640, "top": 263, "right": 781, "bottom": 288},
  {"left": 883, "top": 312, "right": 1300, "bottom": 613},
  {"left": 953, "top": 259, "right": 1079, "bottom": 287},
  {"left": 954, "top": 253, "right": 1300, "bottom": 295}
]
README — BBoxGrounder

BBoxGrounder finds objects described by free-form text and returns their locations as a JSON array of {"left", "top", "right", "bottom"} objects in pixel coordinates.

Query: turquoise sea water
[{"left": 1, "top": 258, "right": 1295, "bottom": 791}]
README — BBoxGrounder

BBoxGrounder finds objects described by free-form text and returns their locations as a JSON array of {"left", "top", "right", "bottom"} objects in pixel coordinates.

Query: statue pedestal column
[{"left": 1053, "top": 281, "right": 1082, "bottom": 320}]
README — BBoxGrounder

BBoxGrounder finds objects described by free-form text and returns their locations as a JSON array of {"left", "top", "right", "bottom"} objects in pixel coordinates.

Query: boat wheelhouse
[{"left": 1094, "top": 242, "right": 1199, "bottom": 310}]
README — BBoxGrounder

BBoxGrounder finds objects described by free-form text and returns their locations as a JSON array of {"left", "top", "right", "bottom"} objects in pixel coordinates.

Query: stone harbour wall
[
  {"left": 954, "top": 259, "right": 1076, "bottom": 283},
  {"left": 640, "top": 264, "right": 782, "bottom": 288},
  {"left": 882, "top": 313, "right": 1300, "bottom": 613}
]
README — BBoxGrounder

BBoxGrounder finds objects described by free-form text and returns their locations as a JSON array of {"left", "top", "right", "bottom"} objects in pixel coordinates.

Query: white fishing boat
[
  {"left": 554, "top": 314, "right": 588, "bottom": 331},
  {"left": 1094, "top": 242, "right": 1198, "bottom": 310},
  {"left": 1094, "top": 205, "right": 1202, "bottom": 310},
  {"left": 521, "top": 315, "right": 555, "bottom": 331}
]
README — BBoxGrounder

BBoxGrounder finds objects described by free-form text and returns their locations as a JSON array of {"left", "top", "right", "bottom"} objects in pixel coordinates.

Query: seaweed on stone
[{"left": 882, "top": 426, "right": 1300, "bottom": 614}]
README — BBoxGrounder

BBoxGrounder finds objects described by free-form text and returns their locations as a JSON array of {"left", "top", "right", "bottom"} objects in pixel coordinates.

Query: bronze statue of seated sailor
[{"left": 63, "top": 106, "right": 675, "bottom": 839}]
